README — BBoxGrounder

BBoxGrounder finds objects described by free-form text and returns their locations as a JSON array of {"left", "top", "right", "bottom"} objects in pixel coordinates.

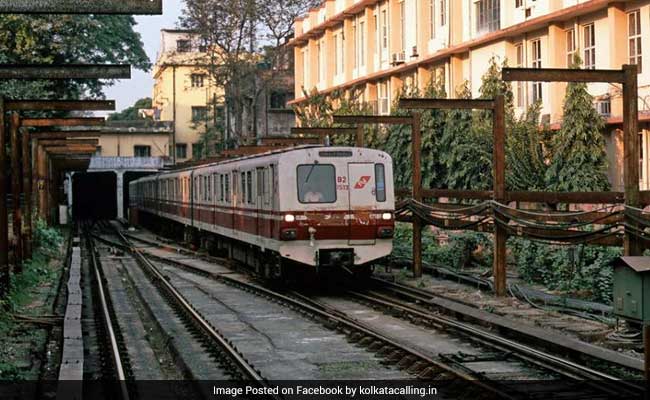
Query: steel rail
[
  {"left": 112, "top": 230, "right": 273, "bottom": 387},
  {"left": 351, "top": 289, "right": 642, "bottom": 396},
  {"left": 86, "top": 230, "right": 130, "bottom": 400},
  {"left": 122, "top": 236, "right": 519, "bottom": 400},
  {"left": 368, "top": 279, "right": 645, "bottom": 394}
]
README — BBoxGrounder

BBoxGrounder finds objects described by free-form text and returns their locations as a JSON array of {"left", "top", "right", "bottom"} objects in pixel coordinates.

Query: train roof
[{"left": 131, "top": 145, "right": 388, "bottom": 183}]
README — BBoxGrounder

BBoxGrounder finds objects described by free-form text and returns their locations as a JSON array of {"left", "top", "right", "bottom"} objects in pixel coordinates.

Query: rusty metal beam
[
  {"left": 502, "top": 67, "right": 626, "bottom": 83},
  {"left": 6, "top": 100, "right": 115, "bottom": 111},
  {"left": 399, "top": 98, "right": 496, "bottom": 110},
  {"left": 10, "top": 113, "right": 23, "bottom": 272},
  {"left": 46, "top": 148, "right": 97, "bottom": 155},
  {"left": 0, "top": 0, "right": 162, "bottom": 14},
  {"left": 411, "top": 113, "right": 423, "bottom": 278},
  {"left": 37, "top": 139, "right": 99, "bottom": 146},
  {"left": 493, "top": 95, "right": 507, "bottom": 298},
  {"left": 21, "top": 128, "right": 32, "bottom": 260},
  {"left": 0, "top": 65, "right": 130, "bottom": 80},
  {"left": 332, "top": 115, "right": 414, "bottom": 125},
  {"left": 291, "top": 127, "right": 359, "bottom": 136},
  {"left": 22, "top": 118, "right": 105, "bottom": 128},
  {"left": 0, "top": 98, "right": 8, "bottom": 297},
  {"left": 31, "top": 132, "right": 100, "bottom": 139}
]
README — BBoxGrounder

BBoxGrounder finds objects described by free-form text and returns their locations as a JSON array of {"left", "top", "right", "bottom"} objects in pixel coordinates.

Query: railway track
[
  {"left": 341, "top": 282, "right": 645, "bottom": 397},
  {"left": 112, "top": 225, "right": 647, "bottom": 399},
  {"left": 88, "top": 226, "right": 278, "bottom": 392},
  {"left": 85, "top": 227, "right": 131, "bottom": 400}
]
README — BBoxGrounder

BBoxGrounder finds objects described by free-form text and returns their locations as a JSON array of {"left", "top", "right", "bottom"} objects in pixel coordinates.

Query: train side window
[
  {"left": 219, "top": 174, "right": 224, "bottom": 202},
  {"left": 207, "top": 176, "right": 212, "bottom": 202},
  {"left": 257, "top": 168, "right": 264, "bottom": 205},
  {"left": 247, "top": 171, "right": 253, "bottom": 204},
  {"left": 225, "top": 174, "right": 231, "bottom": 202},
  {"left": 375, "top": 164, "right": 386, "bottom": 202},
  {"left": 240, "top": 172, "right": 246, "bottom": 205}
]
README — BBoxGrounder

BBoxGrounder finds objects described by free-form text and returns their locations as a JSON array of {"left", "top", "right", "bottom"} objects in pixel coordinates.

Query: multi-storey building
[
  {"left": 290, "top": 0, "right": 650, "bottom": 190},
  {"left": 153, "top": 29, "right": 224, "bottom": 163}
]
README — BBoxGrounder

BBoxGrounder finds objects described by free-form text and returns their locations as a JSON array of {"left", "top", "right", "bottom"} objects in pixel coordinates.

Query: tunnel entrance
[
  {"left": 73, "top": 171, "right": 117, "bottom": 220},
  {"left": 123, "top": 171, "right": 155, "bottom": 219}
]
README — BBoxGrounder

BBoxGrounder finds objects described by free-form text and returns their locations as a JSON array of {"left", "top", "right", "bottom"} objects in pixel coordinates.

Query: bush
[
  {"left": 509, "top": 238, "right": 619, "bottom": 303},
  {"left": 392, "top": 223, "right": 492, "bottom": 271},
  {"left": 0, "top": 220, "right": 63, "bottom": 315}
]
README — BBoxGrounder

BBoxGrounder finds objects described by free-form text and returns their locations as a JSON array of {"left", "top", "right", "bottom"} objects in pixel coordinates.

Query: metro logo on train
[{"left": 354, "top": 176, "right": 372, "bottom": 189}]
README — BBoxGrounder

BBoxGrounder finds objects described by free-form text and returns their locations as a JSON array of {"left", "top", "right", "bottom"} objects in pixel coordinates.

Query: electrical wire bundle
[
  {"left": 492, "top": 202, "right": 623, "bottom": 245},
  {"left": 396, "top": 198, "right": 627, "bottom": 245}
]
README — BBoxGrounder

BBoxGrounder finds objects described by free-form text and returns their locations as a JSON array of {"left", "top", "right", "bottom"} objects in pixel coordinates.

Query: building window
[
  {"left": 583, "top": 24, "right": 595, "bottom": 69},
  {"left": 176, "top": 143, "right": 187, "bottom": 159},
  {"left": 191, "top": 74, "right": 205, "bottom": 88},
  {"left": 270, "top": 92, "right": 288, "bottom": 109},
  {"left": 359, "top": 21, "right": 365, "bottom": 67},
  {"left": 531, "top": 39, "right": 542, "bottom": 102},
  {"left": 302, "top": 48, "right": 309, "bottom": 87},
  {"left": 176, "top": 40, "right": 191, "bottom": 52},
  {"left": 515, "top": 43, "right": 524, "bottom": 108},
  {"left": 515, "top": 0, "right": 523, "bottom": 8},
  {"left": 352, "top": 20, "right": 357, "bottom": 68},
  {"left": 192, "top": 143, "right": 203, "bottom": 159},
  {"left": 374, "top": 13, "right": 379, "bottom": 55},
  {"left": 134, "top": 145, "right": 151, "bottom": 157},
  {"left": 191, "top": 106, "right": 207, "bottom": 122},
  {"left": 316, "top": 41, "right": 322, "bottom": 83},
  {"left": 430, "top": 0, "right": 435, "bottom": 39},
  {"left": 382, "top": 10, "right": 388, "bottom": 49},
  {"left": 440, "top": 0, "right": 446, "bottom": 26},
  {"left": 379, "top": 80, "right": 390, "bottom": 115},
  {"left": 335, "top": 32, "right": 345, "bottom": 75},
  {"left": 400, "top": 1, "right": 406, "bottom": 52},
  {"left": 476, "top": 0, "right": 500, "bottom": 34},
  {"left": 566, "top": 28, "right": 575, "bottom": 67},
  {"left": 629, "top": 10, "right": 642, "bottom": 73}
]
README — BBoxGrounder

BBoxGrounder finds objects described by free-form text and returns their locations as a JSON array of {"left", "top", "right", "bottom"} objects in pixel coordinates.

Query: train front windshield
[{"left": 297, "top": 164, "right": 336, "bottom": 204}]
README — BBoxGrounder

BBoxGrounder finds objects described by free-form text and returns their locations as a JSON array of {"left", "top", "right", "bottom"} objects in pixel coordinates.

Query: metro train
[{"left": 129, "top": 146, "right": 395, "bottom": 278}]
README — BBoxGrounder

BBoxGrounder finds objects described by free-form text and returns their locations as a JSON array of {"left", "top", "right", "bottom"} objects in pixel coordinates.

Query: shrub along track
[{"left": 108, "top": 224, "right": 646, "bottom": 399}]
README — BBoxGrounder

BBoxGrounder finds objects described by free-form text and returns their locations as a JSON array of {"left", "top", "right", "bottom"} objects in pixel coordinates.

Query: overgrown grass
[{"left": 0, "top": 220, "right": 64, "bottom": 329}]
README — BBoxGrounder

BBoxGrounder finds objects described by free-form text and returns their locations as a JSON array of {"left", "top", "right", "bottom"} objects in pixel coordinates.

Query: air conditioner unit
[
  {"left": 391, "top": 51, "right": 406, "bottom": 65},
  {"left": 411, "top": 46, "right": 419, "bottom": 58}
]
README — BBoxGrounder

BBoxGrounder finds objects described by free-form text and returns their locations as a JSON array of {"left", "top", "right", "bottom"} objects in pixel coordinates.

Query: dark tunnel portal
[{"left": 73, "top": 171, "right": 117, "bottom": 220}]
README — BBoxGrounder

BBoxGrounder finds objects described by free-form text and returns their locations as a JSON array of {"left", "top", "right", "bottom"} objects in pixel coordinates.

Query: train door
[
  {"left": 256, "top": 168, "right": 264, "bottom": 237},
  {"left": 347, "top": 163, "right": 376, "bottom": 245}
]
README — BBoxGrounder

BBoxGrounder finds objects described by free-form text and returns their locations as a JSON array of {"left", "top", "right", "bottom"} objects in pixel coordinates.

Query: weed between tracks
[{"left": 0, "top": 221, "right": 65, "bottom": 380}]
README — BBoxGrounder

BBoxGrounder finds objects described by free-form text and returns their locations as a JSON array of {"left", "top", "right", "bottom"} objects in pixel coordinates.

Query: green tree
[
  {"left": 0, "top": 15, "right": 150, "bottom": 100},
  {"left": 384, "top": 84, "right": 421, "bottom": 188},
  {"left": 440, "top": 83, "right": 475, "bottom": 189},
  {"left": 545, "top": 59, "right": 610, "bottom": 192},
  {"left": 420, "top": 72, "right": 448, "bottom": 189},
  {"left": 108, "top": 98, "right": 152, "bottom": 121},
  {"left": 506, "top": 102, "right": 551, "bottom": 191}
]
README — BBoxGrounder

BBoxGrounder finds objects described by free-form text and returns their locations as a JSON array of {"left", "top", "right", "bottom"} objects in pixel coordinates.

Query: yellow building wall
[
  {"left": 153, "top": 55, "right": 224, "bottom": 162},
  {"left": 97, "top": 134, "right": 170, "bottom": 157}
]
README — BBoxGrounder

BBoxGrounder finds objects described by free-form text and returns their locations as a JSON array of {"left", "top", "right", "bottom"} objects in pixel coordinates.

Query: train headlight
[
  {"left": 382, "top": 213, "right": 393, "bottom": 220},
  {"left": 284, "top": 214, "right": 296, "bottom": 223}
]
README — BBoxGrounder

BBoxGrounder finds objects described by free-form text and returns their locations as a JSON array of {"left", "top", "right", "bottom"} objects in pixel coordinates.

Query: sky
[{"left": 102, "top": 0, "right": 185, "bottom": 114}]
